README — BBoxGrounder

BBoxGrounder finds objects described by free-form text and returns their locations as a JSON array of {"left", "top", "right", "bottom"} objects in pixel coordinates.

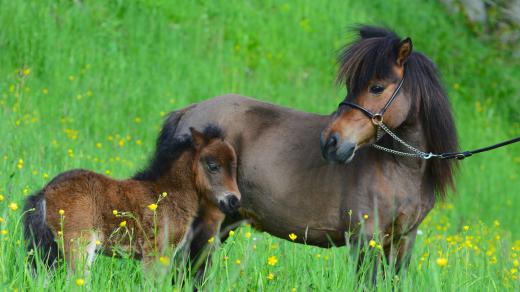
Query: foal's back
[{"left": 42, "top": 169, "right": 149, "bottom": 236}]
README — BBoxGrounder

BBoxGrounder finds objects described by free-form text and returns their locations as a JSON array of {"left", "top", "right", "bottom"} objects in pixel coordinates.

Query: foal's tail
[{"left": 23, "top": 190, "right": 58, "bottom": 268}]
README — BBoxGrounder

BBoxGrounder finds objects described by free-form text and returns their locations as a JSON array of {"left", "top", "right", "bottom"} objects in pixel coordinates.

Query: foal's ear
[
  {"left": 189, "top": 127, "right": 206, "bottom": 150},
  {"left": 396, "top": 37, "right": 413, "bottom": 67}
]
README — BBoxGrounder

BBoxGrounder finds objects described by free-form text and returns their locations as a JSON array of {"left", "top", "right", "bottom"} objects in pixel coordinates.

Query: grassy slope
[{"left": 0, "top": 0, "right": 519, "bottom": 290}]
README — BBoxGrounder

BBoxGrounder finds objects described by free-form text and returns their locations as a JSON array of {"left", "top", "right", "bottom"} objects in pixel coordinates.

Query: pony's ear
[
  {"left": 396, "top": 37, "right": 413, "bottom": 67},
  {"left": 189, "top": 127, "right": 206, "bottom": 150}
]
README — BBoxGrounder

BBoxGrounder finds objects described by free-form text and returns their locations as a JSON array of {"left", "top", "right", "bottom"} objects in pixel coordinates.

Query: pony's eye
[
  {"left": 206, "top": 161, "right": 220, "bottom": 173},
  {"left": 369, "top": 85, "right": 385, "bottom": 95}
]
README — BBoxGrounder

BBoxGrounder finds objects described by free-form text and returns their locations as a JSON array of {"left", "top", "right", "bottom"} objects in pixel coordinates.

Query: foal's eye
[
  {"left": 206, "top": 161, "right": 220, "bottom": 173},
  {"left": 369, "top": 85, "right": 385, "bottom": 95}
]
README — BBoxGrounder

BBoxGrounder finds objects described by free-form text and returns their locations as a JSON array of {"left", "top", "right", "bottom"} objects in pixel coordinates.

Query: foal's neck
[{"left": 145, "top": 150, "right": 200, "bottom": 212}]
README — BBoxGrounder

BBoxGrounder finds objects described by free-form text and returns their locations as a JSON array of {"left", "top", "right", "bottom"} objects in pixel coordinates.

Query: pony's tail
[{"left": 23, "top": 190, "right": 58, "bottom": 268}]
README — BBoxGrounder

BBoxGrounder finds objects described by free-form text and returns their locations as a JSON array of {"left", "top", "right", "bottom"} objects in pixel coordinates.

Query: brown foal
[{"left": 24, "top": 125, "right": 240, "bottom": 273}]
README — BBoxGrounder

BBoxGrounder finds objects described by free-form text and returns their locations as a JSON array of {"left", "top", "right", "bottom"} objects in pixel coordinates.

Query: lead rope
[{"left": 372, "top": 122, "right": 439, "bottom": 159}]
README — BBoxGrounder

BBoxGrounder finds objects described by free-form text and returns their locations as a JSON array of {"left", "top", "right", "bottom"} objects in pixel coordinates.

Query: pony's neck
[{"left": 390, "top": 116, "right": 428, "bottom": 169}]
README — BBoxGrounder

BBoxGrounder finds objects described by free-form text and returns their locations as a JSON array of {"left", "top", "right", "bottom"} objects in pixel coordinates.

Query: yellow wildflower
[
  {"left": 42, "top": 88, "right": 48, "bottom": 95},
  {"left": 75, "top": 278, "right": 85, "bottom": 286},
  {"left": 58, "top": 209, "right": 65, "bottom": 215},
  {"left": 112, "top": 210, "right": 118, "bottom": 216},
  {"left": 363, "top": 214, "right": 369, "bottom": 220},
  {"left": 1, "top": 230, "right": 8, "bottom": 235},
  {"left": 208, "top": 237, "right": 215, "bottom": 244},
  {"left": 23, "top": 68, "right": 31, "bottom": 76},
  {"left": 42, "top": 173, "right": 49, "bottom": 179},
  {"left": 436, "top": 257, "right": 448, "bottom": 267},
  {"left": 289, "top": 233, "right": 297, "bottom": 241},
  {"left": 119, "top": 221, "right": 127, "bottom": 228},
  {"left": 235, "top": 259, "right": 241, "bottom": 265},
  {"left": 162, "top": 192, "right": 168, "bottom": 197},
  {"left": 0, "top": 217, "right": 4, "bottom": 223},
  {"left": 266, "top": 272, "right": 274, "bottom": 281},
  {"left": 95, "top": 143, "right": 102, "bottom": 149},
  {"left": 513, "top": 259, "right": 519, "bottom": 268},
  {"left": 95, "top": 240, "right": 101, "bottom": 246},
  {"left": 159, "top": 256, "right": 170, "bottom": 266},
  {"left": 369, "top": 239, "right": 377, "bottom": 248},
  {"left": 9, "top": 202, "right": 18, "bottom": 211},
  {"left": 267, "top": 256, "right": 277, "bottom": 266},
  {"left": 0, "top": 194, "right": 3, "bottom": 201},
  {"left": 463, "top": 225, "right": 469, "bottom": 231},
  {"left": 147, "top": 204, "right": 158, "bottom": 211},
  {"left": 245, "top": 232, "right": 251, "bottom": 239},
  {"left": 229, "top": 230, "right": 235, "bottom": 237}
]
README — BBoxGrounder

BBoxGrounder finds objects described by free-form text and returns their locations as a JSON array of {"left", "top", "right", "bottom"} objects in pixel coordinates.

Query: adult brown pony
[
  {"left": 23, "top": 125, "right": 240, "bottom": 272},
  {"left": 161, "top": 26, "right": 459, "bottom": 273}
]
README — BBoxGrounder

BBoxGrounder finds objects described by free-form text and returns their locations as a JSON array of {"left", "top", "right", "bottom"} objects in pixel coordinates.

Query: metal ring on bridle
[{"left": 372, "top": 114, "right": 383, "bottom": 125}]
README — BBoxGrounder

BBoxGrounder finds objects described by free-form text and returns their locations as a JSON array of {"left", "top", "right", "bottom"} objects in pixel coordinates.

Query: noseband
[{"left": 335, "top": 70, "right": 520, "bottom": 160}]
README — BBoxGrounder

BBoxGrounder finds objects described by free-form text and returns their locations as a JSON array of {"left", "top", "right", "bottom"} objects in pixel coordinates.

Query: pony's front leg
[
  {"left": 187, "top": 207, "right": 227, "bottom": 281},
  {"left": 384, "top": 227, "right": 418, "bottom": 275}
]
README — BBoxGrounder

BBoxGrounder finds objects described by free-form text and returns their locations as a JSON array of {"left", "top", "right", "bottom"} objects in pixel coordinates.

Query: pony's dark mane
[
  {"left": 133, "top": 121, "right": 224, "bottom": 181},
  {"left": 337, "top": 25, "right": 459, "bottom": 197}
]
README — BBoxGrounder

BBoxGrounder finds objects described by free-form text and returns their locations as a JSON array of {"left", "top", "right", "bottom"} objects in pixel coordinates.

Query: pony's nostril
[
  {"left": 328, "top": 135, "right": 338, "bottom": 148},
  {"left": 228, "top": 196, "right": 239, "bottom": 209}
]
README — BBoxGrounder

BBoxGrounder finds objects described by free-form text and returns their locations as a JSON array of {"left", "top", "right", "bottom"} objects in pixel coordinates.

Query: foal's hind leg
[{"left": 63, "top": 230, "right": 101, "bottom": 277}]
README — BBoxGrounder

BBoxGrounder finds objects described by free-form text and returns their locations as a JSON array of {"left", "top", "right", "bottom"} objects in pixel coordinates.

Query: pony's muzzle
[
  {"left": 320, "top": 131, "right": 356, "bottom": 163},
  {"left": 320, "top": 133, "right": 356, "bottom": 163},
  {"left": 218, "top": 194, "right": 240, "bottom": 214}
]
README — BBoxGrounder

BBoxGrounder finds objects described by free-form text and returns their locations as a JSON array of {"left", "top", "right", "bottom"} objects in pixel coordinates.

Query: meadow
[{"left": 1, "top": 0, "right": 519, "bottom": 291}]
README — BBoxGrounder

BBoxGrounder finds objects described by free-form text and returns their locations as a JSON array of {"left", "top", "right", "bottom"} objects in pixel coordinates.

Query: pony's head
[
  {"left": 189, "top": 126, "right": 241, "bottom": 214},
  {"left": 320, "top": 25, "right": 458, "bottom": 196}
]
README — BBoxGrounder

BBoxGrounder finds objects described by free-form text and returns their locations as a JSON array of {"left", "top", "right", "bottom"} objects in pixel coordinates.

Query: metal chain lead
[{"left": 372, "top": 122, "right": 440, "bottom": 160}]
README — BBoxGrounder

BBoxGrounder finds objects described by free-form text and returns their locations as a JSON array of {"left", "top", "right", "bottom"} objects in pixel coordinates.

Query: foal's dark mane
[
  {"left": 133, "top": 121, "right": 224, "bottom": 181},
  {"left": 337, "top": 25, "right": 459, "bottom": 197}
]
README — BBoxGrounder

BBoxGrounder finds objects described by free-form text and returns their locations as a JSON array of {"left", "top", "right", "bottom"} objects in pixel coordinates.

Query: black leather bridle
[
  {"left": 335, "top": 70, "right": 520, "bottom": 160},
  {"left": 338, "top": 71, "right": 405, "bottom": 126}
]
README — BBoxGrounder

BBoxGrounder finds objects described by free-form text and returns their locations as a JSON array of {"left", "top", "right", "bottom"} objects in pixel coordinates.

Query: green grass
[{"left": 1, "top": 0, "right": 519, "bottom": 290}]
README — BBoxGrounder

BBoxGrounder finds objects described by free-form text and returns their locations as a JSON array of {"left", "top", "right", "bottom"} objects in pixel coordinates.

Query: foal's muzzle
[
  {"left": 218, "top": 194, "right": 240, "bottom": 214},
  {"left": 320, "top": 131, "right": 356, "bottom": 163}
]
